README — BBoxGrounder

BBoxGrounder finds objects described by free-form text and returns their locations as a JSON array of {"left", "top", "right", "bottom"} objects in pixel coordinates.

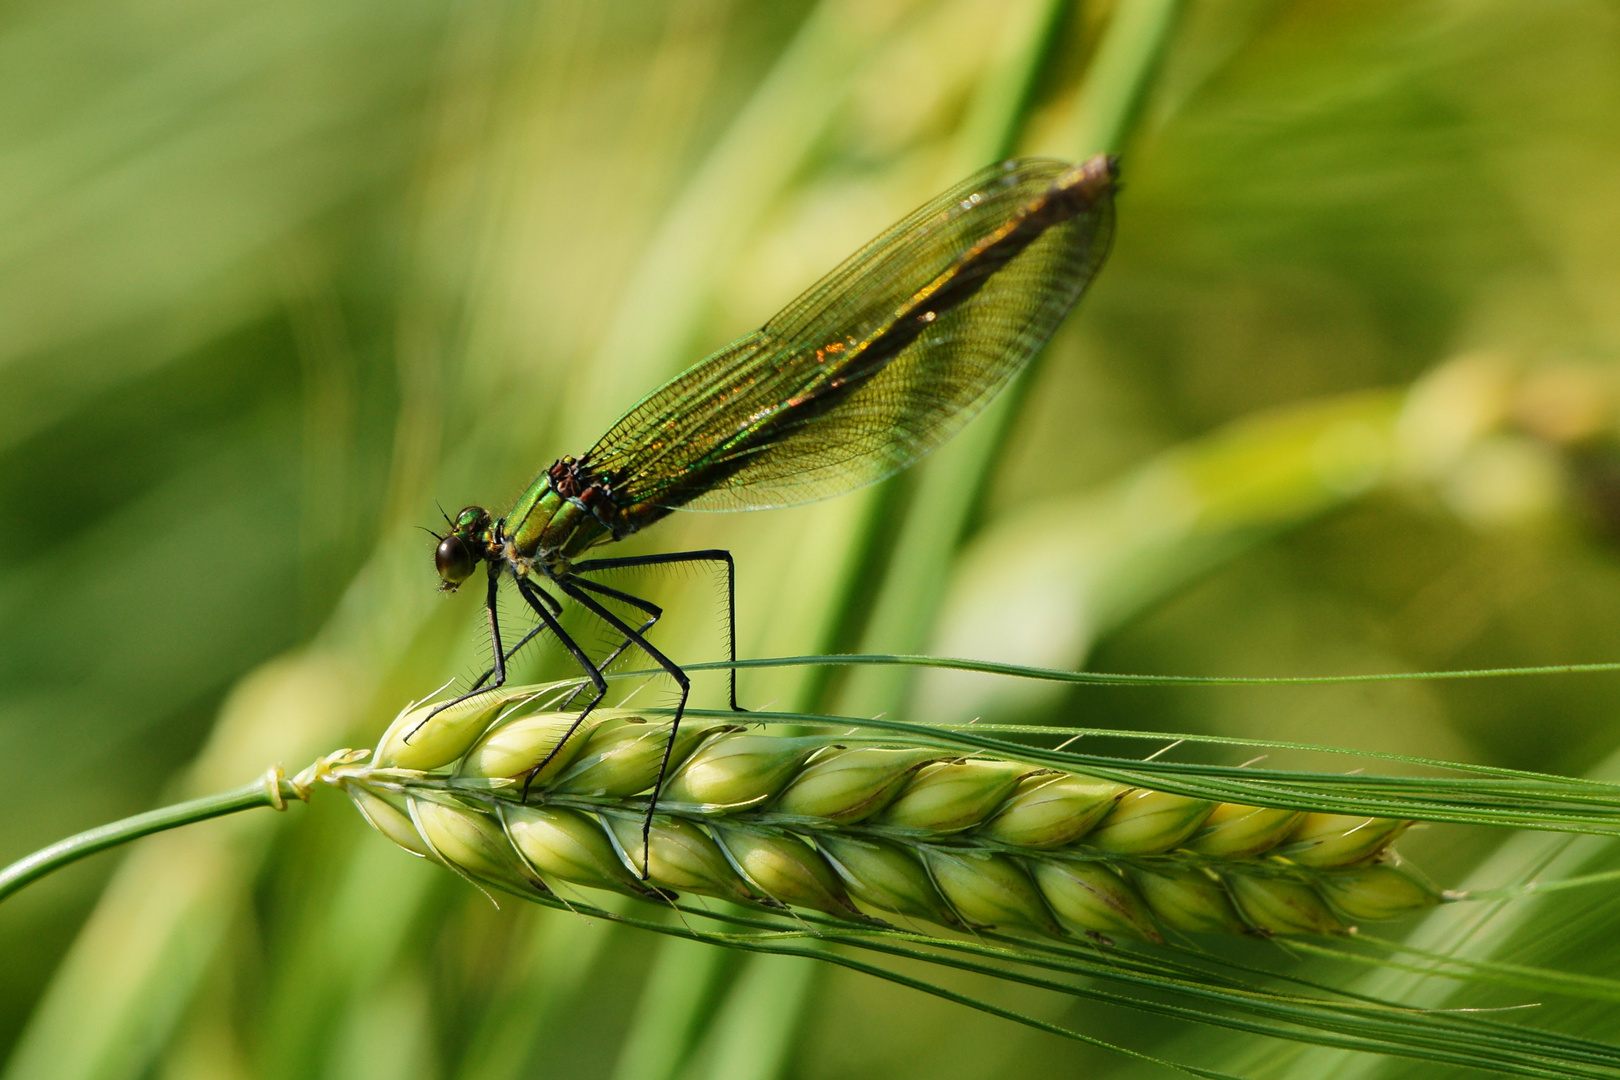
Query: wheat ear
[{"left": 348, "top": 690, "right": 1440, "bottom": 942}]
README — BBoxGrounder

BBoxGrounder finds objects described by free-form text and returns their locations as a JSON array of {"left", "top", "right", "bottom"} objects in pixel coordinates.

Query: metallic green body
[{"left": 503, "top": 483, "right": 613, "bottom": 569}]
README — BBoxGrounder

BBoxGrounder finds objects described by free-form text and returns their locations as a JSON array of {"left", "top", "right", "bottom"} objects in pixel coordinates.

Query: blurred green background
[{"left": 6, "top": 0, "right": 1620, "bottom": 1077}]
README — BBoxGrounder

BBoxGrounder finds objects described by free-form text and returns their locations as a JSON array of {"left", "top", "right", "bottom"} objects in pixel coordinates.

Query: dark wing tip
[{"left": 1061, "top": 153, "right": 1119, "bottom": 204}]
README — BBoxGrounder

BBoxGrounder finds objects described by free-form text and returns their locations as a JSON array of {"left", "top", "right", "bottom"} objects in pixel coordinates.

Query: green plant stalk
[
  {"left": 0, "top": 780, "right": 284, "bottom": 904},
  {"left": 680, "top": 948, "right": 817, "bottom": 1080},
  {"left": 0, "top": 750, "right": 376, "bottom": 908},
  {"left": 1061, "top": 0, "right": 1185, "bottom": 156},
  {"left": 950, "top": 0, "right": 1072, "bottom": 170}
]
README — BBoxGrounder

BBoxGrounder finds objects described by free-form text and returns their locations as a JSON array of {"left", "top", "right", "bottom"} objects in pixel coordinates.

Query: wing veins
[{"left": 584, "top": 157, "right": 1118, "bottom": 515}]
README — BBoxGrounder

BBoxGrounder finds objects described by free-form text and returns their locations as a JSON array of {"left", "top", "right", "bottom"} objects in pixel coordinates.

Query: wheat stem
[
  {"left": 0, "top": 752, "right": 364, "bottom": 904},
  {"left": 0, "top": 779, "right": 282, "bottom": 903}
]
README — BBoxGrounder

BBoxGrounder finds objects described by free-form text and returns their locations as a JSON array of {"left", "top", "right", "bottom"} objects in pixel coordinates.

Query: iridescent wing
[{"left": 584, "top": 156, "right": 1117, "bottom": 514}]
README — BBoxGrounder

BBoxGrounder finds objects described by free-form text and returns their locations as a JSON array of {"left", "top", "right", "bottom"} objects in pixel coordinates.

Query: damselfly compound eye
[{"left": 435, "top": 535, "right": 476, "bottom": 586}]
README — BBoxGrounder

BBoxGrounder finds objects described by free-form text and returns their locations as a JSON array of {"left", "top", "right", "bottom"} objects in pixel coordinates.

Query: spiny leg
[
  {"left": 571, "top": 549, "right": 743, "bottom": 712},
  {"left": 466, "top": 585, "right": 563, "bottom": 695},
  {"left": 557, "top": 576, "right": 661, "bottom": 710},
  {"left": 409, "top": 567, "right": 571, "bottom": 738},
  {"left": 407, "top": 565, "right": 508, "bottom": 740},
  {"left": 556, "top": 575, "right": 690, "bottom": 878},
  {"left": 511, "top": 575, "right": 610, "bottom": 801}
]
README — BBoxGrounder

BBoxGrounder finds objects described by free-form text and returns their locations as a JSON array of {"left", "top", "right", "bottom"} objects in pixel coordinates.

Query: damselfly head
[{"left": 434, "top": 505, "right": 492, "bottom": 590}]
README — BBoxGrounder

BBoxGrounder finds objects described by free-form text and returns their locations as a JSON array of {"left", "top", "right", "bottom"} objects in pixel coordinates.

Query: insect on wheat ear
[{"left": 417, "top": 155, "right": 1121, "bottom": 868}]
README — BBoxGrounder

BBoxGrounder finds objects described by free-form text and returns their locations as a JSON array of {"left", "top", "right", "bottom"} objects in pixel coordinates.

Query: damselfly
[{"left": 428, "top": 155, "right": 1119, "bottom": 867}]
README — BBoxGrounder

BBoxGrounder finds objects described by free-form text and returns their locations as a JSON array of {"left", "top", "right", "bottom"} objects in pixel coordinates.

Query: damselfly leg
[
  {"left": 536, "top": 577, "right": 690, "bottom": 875},
  {"left": 411, "top": 549, "right": 745, "bottom": 876},
  {"left": 567, "top": 549, "right": 743, "bottom": 712},
  {"left": 556, "top": 578, "right": 663, "bottom": 710}
]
